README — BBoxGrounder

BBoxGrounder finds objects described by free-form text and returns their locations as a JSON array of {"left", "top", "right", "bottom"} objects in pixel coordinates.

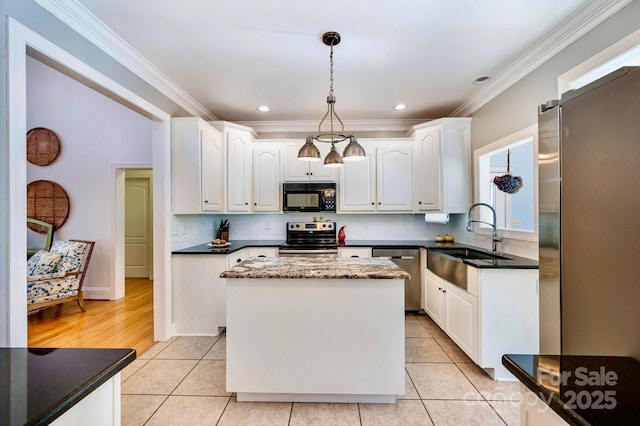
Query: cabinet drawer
[
  {"left": 247, "top": 247, "right": 279, "bottom": 258},
  {"left": 338, "top": 247, "right": 372, "bottom": 258},
  {"left": 227, "top": 249, "right": 249, "bottom": 267}
]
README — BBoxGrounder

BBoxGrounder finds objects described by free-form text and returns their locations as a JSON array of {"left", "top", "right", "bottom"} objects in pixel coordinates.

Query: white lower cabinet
[
  {"left": 443, "top": 281, "right": 478, "bottom": 360},
  {"left": 172, "top": 248, "right": 278, "bottom": 335},
  {"left": 338, "top": 247, "right": 372, "bottom": 258},
  {"left": 424, "top": 268, "right": 445, "bottom": 328},
  {"left": 423, "top": 267, "right": 477, "bottom": 361},
  {"left": 424, "top": 254, "right": 539, "bottom": 380},
  {"left": 521, "top": 386, "right": 568, "bottom": 425},
  {"left": 172, "top": 254, "right": 228, "bottom": 336}
]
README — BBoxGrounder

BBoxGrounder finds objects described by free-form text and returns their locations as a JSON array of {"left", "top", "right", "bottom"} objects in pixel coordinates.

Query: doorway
[
  {"left": 6, "top": 18, "right": 172, "bottom": 346},
  {"left": 125, "top": 169, "right": 153, "bottom": 279}
]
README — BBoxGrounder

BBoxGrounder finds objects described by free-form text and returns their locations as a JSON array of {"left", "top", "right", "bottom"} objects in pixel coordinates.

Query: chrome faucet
[{"left": 466, "top": 203, "right": 502, "bottom": 252}]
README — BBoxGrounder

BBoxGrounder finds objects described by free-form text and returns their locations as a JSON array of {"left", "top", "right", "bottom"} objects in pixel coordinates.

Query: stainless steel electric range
[{"left": 278, "top": 222, "right": 337, "bottom": 257}]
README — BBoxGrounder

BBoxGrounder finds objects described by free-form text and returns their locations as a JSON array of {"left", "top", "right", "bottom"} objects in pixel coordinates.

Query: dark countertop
[
  {"left": 502, "top": 354, "right": 640, "bottom": 425},
  {"left": 172, "top": 239, "right": 537, "bottom": 269},
  {"left": 172, "top": 239, "right": 285, "bottom": 254},
  {"left": 0, "top": 347, "right": 136, "bottom": 425}
]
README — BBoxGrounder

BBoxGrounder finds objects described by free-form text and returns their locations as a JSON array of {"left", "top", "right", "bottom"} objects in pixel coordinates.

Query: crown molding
[
  {"left": 34, "top": 0, "right": 217, "bottom": 120},
  {"left": 237, "top": 119, "right": 427, "bottom": 134},
  {"left": 451, "top": 0, "right": 634, "bottom": 117}
]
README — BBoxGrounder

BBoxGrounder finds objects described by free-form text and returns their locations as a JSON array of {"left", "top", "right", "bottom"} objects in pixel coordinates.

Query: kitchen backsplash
[
  {"left": 171, "top": 213, "right": 452, "bottom": 251},
  {"left": 171, "top": 213, "right": 538, "bottom": 259}
]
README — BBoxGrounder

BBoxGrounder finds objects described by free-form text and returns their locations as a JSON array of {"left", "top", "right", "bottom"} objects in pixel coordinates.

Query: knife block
[{"left": 220, "top": 231, "right": 229, "bottom": 241}]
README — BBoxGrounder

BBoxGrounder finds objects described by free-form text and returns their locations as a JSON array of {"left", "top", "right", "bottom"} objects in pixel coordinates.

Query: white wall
[
  {"left": 26, "top": 56, "right": 153, "bottom": 298},
  {"left": 171, "top": 213, "right": 453, "bottom": 250}
]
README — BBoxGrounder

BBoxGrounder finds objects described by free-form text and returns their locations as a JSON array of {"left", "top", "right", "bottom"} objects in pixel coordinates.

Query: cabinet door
[
  {"left": 226, "top": 128, "right": 251, "bottom": 212},
  {"left": 444, "top": 282, "right": 478, "bottom": 361},
  {"left": 253, "top": 146, "right": 281, "bottom": 212},
  {"left": 283, "top": 141, "right": 337, "bottom": 181},
  {"left": 283, "top": 141, "right": 311, "bottom": 181},
  {"left": 309, "top": 143, "right": 337, "bottom": 181},
  {"left": 201, "top": 126, "right": 224, "bottom": 212},
  {"left": 338, "top": 151, "right": 375, "bottom": 212},
  {"left": 424, "top": 269, "right": 445, "bottom": 328},
  {"left": 376, "top": 145, "right": 413, "bottom": 211},
  {"left": 414, "top": 127, "right": 442, "bottom": 211}
]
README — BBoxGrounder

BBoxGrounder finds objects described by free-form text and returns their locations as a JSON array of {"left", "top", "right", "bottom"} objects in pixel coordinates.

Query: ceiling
[{"left": 74, "top": 0, "right": 593, "bottom": 123}]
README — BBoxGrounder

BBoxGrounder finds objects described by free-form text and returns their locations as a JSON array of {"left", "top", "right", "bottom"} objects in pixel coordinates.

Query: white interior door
[{"left": 125, "top": 171, "right": 152, "bottom": 278}]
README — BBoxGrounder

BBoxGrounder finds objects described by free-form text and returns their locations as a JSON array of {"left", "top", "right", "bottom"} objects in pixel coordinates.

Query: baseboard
[{"left": 83, "top": 286, "right": 111, "bottom": 300}]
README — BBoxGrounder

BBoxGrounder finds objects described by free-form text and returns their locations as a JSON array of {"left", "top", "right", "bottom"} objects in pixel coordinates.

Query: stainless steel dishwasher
[{"left": 372, "top": 248, "right": 420, "bottom": 311}]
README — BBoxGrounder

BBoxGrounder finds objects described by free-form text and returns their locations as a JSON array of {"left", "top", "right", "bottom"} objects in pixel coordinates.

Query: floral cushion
[
  {"left": 50, "top": 241, "right": 87, "bottom": 274},
  {"left": 27, "top": 277, "right": 79, "bottom": 305},
  {"left": 27, "top": 250, "right": 62, "bottom": 277}
]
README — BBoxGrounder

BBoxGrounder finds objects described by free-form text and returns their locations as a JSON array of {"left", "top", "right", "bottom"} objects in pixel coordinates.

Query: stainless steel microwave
[{"left": 282, "top": 182, "right": 336, "bottom": 212}]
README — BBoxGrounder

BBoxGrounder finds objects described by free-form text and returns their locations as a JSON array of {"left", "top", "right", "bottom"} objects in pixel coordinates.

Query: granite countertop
[
  {"left": 220, "top": 256, "right": 411, "bottom": 279},
  {"left": 0, "top": 347, "right": 136, "bottom": 425},
  {"left": 502, "top": 354, "right": 640, "bottom": 425}
]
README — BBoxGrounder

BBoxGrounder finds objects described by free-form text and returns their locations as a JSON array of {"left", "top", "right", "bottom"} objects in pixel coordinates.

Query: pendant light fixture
[{"left": 298, "top": 31, "right": 365, "bottom": 167}]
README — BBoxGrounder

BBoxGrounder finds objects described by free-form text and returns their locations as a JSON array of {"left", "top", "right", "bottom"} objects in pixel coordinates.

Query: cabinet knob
[
  {"left": 418, "top": 201, "right": 422, "bottom": 204},
  {"left": 254, "top": 202, "right": 257, "bottom": 206},
  {"left": 258, "top": 255, "right": 266, "bottom": 258},
  {"left": 310, "top": 172, "right": 313, "bottom": 176},
  {"left": 245, "top": 202, "right": 248, "bottom": 205},
  {"left": 205, "top": 200, "right": 208, "bottom": 203},
  {"left": 371, "top": 202, "right": 374, "bottom": 205},
  {"left": 351, "top": 255, "right": 359, "bottom": 258},
  {"left": 378, "top": 202, "right": 381, "bottom": 205},
  {"left": 443, "top": 289, "right": 447, "bottom": 293},
  {"left": 306, "top": 172, "right": 309, "bottom": 175},
  {"left": 237, "top": 259, "right": 242, "bottom": 263},
  {"left": 438, "top": 287, "right": 442, "bottom": 291}
]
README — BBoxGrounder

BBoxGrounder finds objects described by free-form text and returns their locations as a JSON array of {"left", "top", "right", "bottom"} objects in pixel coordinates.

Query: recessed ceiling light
[
  {"left": 393, "top": 104, "right": 407, "bottom": 111},
  {"left": 473, "top": 76, "right": 491, "bottom": 85},
  {"left": 258, "top": 105, "right": 270, "bottom": 112}
]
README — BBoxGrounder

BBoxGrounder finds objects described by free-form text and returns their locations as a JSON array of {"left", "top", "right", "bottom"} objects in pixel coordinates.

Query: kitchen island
[{"left": 220, "top": 256, "right": 410, "bottom": 403}]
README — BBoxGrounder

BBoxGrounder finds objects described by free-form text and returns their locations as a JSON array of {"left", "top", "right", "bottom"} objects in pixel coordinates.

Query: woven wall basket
[
  {"left": 27, "top": 127, "right": 61, "bottom": 166},
  {"left": 27, "top": 180, "right": 70, "bottom": 231}
]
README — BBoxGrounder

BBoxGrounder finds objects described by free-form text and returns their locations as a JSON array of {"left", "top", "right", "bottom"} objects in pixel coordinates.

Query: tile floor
[{"left": 121, "top": 314, "right": 522, "bottom": 425}]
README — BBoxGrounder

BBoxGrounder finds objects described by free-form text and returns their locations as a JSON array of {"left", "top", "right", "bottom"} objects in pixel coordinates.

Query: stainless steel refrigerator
[{"left": 538, "top": 66, "right": 640, "bottom": 359}]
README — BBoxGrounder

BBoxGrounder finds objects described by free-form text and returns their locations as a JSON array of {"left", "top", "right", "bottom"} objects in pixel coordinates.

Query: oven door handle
[{"left": 278, "top": 249, "right": 338, "bottom": 254}]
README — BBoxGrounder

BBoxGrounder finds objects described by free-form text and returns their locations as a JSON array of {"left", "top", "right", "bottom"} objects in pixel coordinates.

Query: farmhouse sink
[
  {"left": 431, "top": 248, "right": 512, "bottom": 261},
  {"left": 427, "top": 248, "right": 512, "bottom": 290}
]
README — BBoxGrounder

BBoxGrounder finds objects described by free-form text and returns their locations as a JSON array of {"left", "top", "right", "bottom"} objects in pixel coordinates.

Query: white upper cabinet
[
  {"left": 376, "top": 143, "right": 413, "bottom": 211},
  {"left": 411, "top": 118, "right": 471, "bottom": 213},
  {"left": 338, "top": 139, "right": 413, "bottom": 213},
  {"left": 201, "top": 125, "right": 224, "bottom": 211},
  {"left": 283, "top": 141, "right": 337, "bottom": 181},
  {"left": 212, "top": 122, "right": 253, "bottom": 213},
  {"left": 252, "top": 144, "right": 281, "bottom": 212},
  {"left": 338, "top": 150, "right": 376, "bottom": 211},
  {"left": 171, "top": 117, "right": 223, "bottom": 214}
]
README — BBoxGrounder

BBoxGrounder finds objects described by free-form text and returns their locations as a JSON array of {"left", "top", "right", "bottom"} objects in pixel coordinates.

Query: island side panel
[{"left": 226, "top": 278, "right": 405, "bottom": 400}]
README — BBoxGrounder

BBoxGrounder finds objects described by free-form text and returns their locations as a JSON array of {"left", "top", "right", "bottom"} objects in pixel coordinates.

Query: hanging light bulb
[{"left": 298, "top": 31, "right": 365, "bottom": 166}]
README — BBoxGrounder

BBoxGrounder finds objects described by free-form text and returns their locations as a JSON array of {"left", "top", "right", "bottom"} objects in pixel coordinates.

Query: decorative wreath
[{"left": 493, "top": 150, "right": 523, "bottom": 194}]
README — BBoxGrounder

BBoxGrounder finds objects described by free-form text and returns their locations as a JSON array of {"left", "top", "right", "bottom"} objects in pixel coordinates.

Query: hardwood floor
[{"left": 28, "top": 278, "right": 155, "bottom": 356}]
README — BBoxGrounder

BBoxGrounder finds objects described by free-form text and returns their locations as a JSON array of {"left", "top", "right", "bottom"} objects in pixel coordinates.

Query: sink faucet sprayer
[{"left": 466, "top": 203, "right": 502, "bottom": 252}]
